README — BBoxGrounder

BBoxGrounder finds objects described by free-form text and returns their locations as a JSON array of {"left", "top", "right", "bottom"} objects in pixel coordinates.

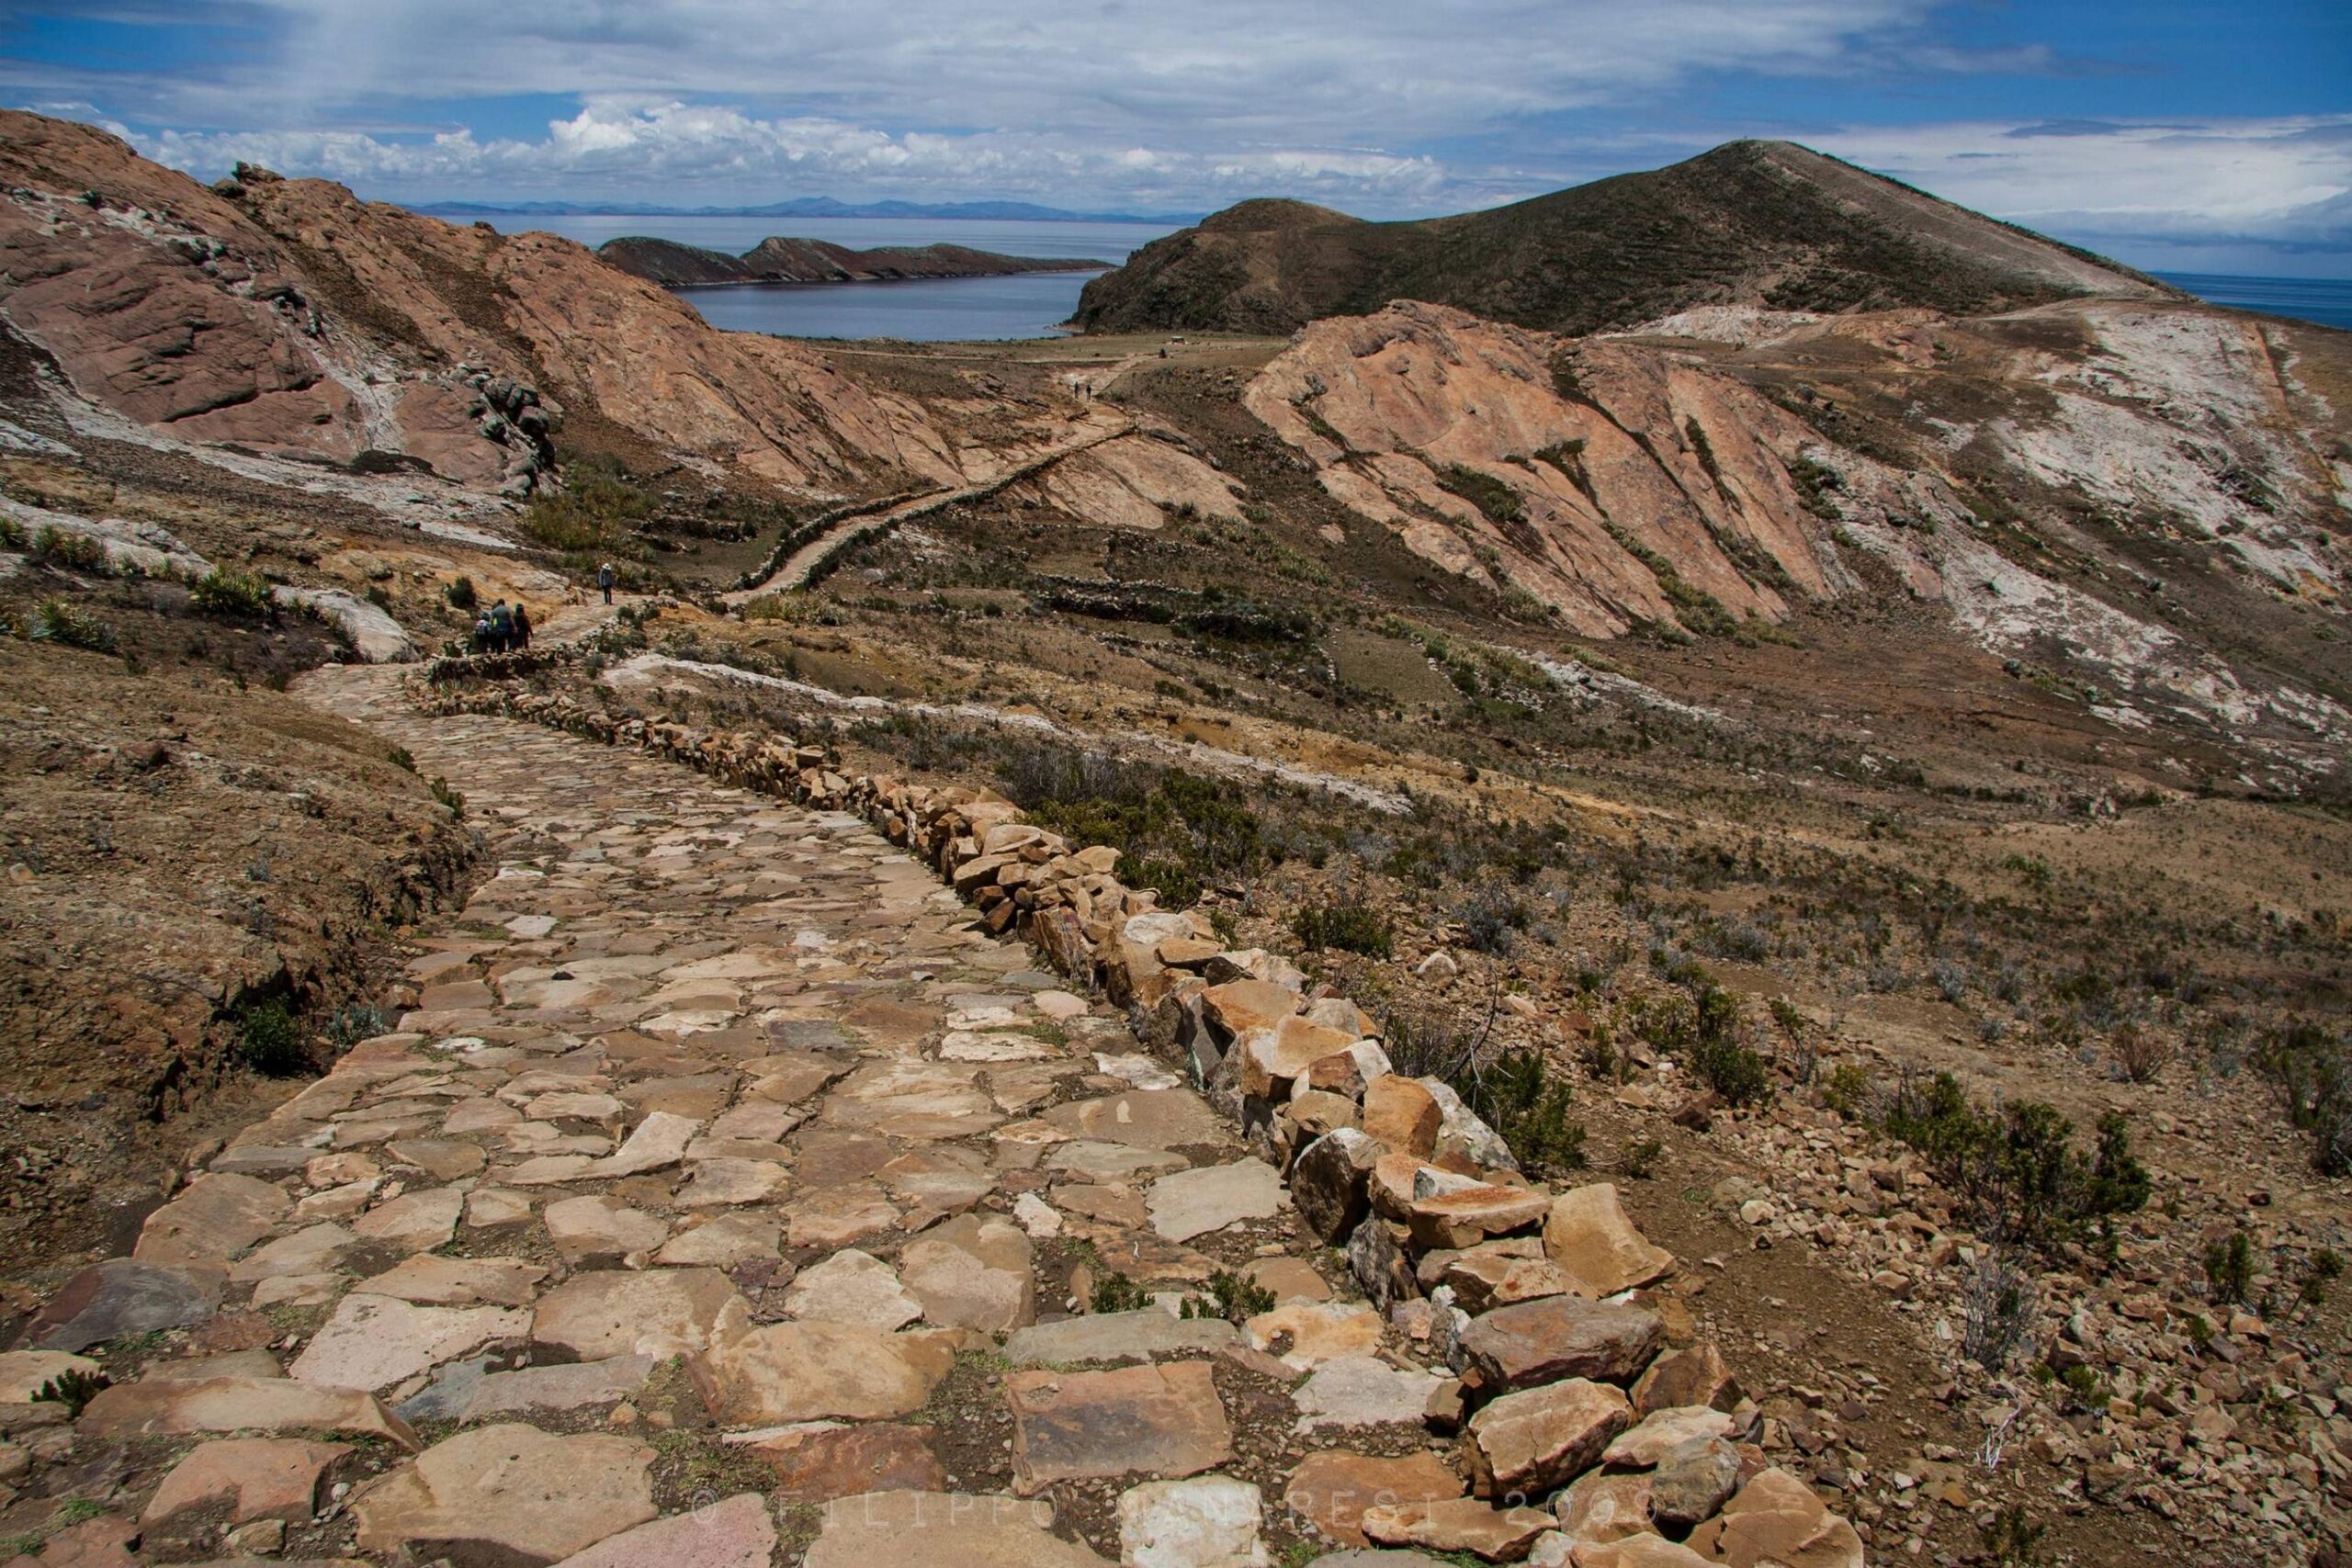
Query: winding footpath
[{"left": 0, "top": 662, "right": 1863, "bottom": 1568}]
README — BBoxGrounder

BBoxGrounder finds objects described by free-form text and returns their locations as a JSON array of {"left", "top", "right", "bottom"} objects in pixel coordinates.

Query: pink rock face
[{"left": 1244, "top": 301, "right": 1841, "bottom": 637}]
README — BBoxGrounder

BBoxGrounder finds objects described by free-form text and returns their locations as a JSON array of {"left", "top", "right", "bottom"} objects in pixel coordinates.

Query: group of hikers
[
  {"left": 468, "top": 598, "right": 533, "bottom": 654},
  {"left": 463, "top": 563, "right": 616, "bottom": 655}
]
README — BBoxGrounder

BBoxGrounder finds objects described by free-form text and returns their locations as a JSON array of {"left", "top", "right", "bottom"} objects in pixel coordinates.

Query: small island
[{"left": 598, "top": 234, "right": 1110, "bottom": 288}]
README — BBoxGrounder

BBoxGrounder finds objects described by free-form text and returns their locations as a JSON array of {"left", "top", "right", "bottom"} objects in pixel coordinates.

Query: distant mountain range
[{"left": 417, "top": 197, "right": 1200, "bottom": 225}]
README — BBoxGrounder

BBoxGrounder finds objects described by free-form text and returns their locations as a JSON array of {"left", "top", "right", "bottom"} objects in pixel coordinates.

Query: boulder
[
  {"left": 1406, "top": 1183, "right": 1551, "bottom": 1252},
  {"left": 1541, "top": 1186, "right": 1674, "bottom": 1297},
  {"left": 1457, "top": 1298, "right": 1663, "bottom": 1394},
  {"left": 351, "top": 1423, "right": 656, "bottom": 1563},
  {"left": 1148, "top": 1159, "right": 1286, "bottom": 1241},
  {"left": 1646, "top": 1437, "right": 1741, "bottom": 1532},
  {"left": 1201, "top": 979, "right": 1301, "bottom": 1042},
  {"left": 289, "top": 1294, "right": 527, "bottom": 1393},
  {"left": 1245, "top": 1300, "right": 1383, "bottom": 1370},
  {"left": 543, "top": 1194, "right": 669, "bottom": 1263},
  {"left": 1551, "top": 1469, "right": 1657, "bottom": 1545},
  {"left": 1362, "top": 1076, "right": 1442, "bottom": 1158},
  {"left": 17, "top": 1259, "right": 220, "bottom": 1351},
  {"left": 1464, "top": 1377, "right": 1631, "bottom": 1499},
  {"left": 1238, "top": 1017, "right": 1362, "bottom": 1099},
  {"left": 783, "top": 1249, "right": 925, "bottom": 1330},
  {"left": 1603, "top": 1407, "right": 1737, "bottom": 1470},
  {"left": 0, "top": 1350, "right": 101, "bottom": 1404},
  {"left": 1436, "top": 1249, "right": 1573, "bottom": 1315},
  {"left": 1570, "top": 1538, "right": 1712, "bottom": 1568},
  {"left": 1630, "top": 1344, "right": 1743, "bottom": 1417},
  {"left": 1680, "top": 1468, "right": 1862, "bottom": 1568},
  {"left": 898, "top": 1214, "right": 1035, "bottom": 1332},
  {"left": 1292, "top": 1130, "right": 1381, "bottom": 1243},
  {"left": 691, "top": 1303, "right": 955, "bottom": 1424},
  {"left": 1004, "top": 1309, "right": 1239, "bottom": 1367},
  {"left": 80, "top": 1375, "right": 416, "bottom": 1449}
]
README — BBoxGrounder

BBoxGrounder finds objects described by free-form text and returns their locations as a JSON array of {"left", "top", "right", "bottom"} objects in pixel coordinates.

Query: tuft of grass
[
  {"left": 32, "top": 1368, "right": 110, "bottom": 1417},
  {"left": 1435, "top": 464, "right": 1526, "bottom": 527},
  {"left": 1089, "top": 1271, "right": 1149, "bottom": 1314},
  {"left": 1182, "top": 1269, "right": 1278, "bottom": 1324},
  {"left": 190, "top": 567, "right": 273, "bottom": 619},
  {"left": 28, "top": 598, "right": 117, "bottom": 652}
]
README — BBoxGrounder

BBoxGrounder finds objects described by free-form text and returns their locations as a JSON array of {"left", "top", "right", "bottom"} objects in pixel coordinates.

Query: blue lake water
[
  {"left": 464, "top": 213, "right": 1179, "bottom": 341},
  {"left": 2155, "top": 273, "right": 2352, "bottom": 333}
]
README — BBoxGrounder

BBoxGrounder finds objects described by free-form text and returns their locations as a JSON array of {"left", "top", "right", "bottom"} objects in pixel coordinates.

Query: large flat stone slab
[
  {"left": 141, "top": 1437, "right": 348, "bottom": 1529},
  {"left": 782, "top": 1250, "right": 925, "bottom": 1330},
  {"left": 531, "top": 1268, "right": 738, "bottom": 1360},
  {"left": 1004, "top": 1309, "right": 1241, "bottom": 1367},
  {"left": 1006, "top": 1361, "right": 1232, "bottom": 1495},
  {"left": 1148, "top": 1159, "right": 1286, "bottom": 1241},
  {"left": 1291, "top": 1356, "right": 1450, "bottom": 1432},
  {"left": 898, "top": 1214, "right": 1034, "bottom": 1332},
  {"left": 691, "top": 1304, "right": 956, "bottom": 1425},
  {"left": 352, "top": 1423, "right": 657, "bottom": 1564},
  {"left": 80, "top": 1375, "right": 416, "bottom": 1449},
  {"left": 1284, "top": 1450, "right": 1464, "bottom": 1548},
  {"left": 750, "top": 1422, "right": 946, "bottom": 1502},
  {"left": 17, "top": 1258, "right": 221, "bottom": 1351},
  {"left": 289, "top": 1294, "right": 528, "bottom": 1393},
  {"left": 800, "top": 1489, "right": 1110, "bottom": 1567},
  {"left": 546, "top": 1490, "right": 775, "bottom": 1568}
]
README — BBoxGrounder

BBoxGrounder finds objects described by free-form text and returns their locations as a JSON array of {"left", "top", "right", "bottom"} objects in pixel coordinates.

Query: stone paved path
[{"left": 0, "top": 665, "right": 1862, "bottom": 1568}]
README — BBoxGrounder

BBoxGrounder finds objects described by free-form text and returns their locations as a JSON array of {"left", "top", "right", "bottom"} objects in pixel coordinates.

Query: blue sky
[{"left": 5, "top": 1, "right": 2347, "bottom": 274}]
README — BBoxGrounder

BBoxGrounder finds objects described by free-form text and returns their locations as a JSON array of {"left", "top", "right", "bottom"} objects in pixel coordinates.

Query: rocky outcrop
[
  {"left": 1244, "top": 301, "right": 1841, "bottom": 637},
  {"left": 0, "top": 110, "right": 963, "bottom": 495}
]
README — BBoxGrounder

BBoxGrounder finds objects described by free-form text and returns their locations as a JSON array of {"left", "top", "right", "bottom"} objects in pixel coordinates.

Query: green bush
[
  {"left": 2204, "top": 1229, "right": 2253, "bottom": 1305},
  {"left": 522, "top": 460, "right": 653, "bottom": 558},
  {"left": 1089, "top": 1271, "right": 1148, "bottom": 1314},
  {"left": 429, "top": 775, "right": 466, "bottom": 818},
  {"left": 32, "top": 1368, "right": 110, "bottom": 1417},
  {"left": 191, "top": 568, "right": 272, "bottom": 619},
  {"left": 1683, "top": 983, "right": 1774, "bottom": 1105},
  {"left": 445, "top": 575, "right": 479, "bottom": 610},
  {"left": 1883, "top": 1071, "right": 2149, "bottom": 1256},
  {"left": 232, "top": 998, "right": 309, "bottom": 1077},
  {"left": 1182, "top": 1269, "right": 1277, "bottom": 1324},
  {"left": 2260, "top": 1022, "right": 2352, "bottom": 1176},
  {"left": 1435, "top": 464, "right": 1525, "bottom": 526},
  {"left": 1292, "top": 898, "right": 1393, "bottom": 958},
  {"left": 1467, "top": 1050, "right": 1588, "bottom": 1177},
  {"left": 28, "top": 598, "right": 117, "bottom": 653}
]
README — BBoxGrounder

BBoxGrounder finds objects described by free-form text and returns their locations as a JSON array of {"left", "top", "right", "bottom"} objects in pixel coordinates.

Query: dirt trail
[{"left": 724, "top": 412, "right": 1133, "bottom": 601}]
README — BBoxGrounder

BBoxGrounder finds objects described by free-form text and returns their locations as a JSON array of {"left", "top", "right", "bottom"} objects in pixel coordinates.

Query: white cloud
[{"left": 1818, "top": 117, "right": 2352, "bottom": 239}]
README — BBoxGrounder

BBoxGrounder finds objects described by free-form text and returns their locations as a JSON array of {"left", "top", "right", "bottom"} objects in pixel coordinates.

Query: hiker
[
  {"left": 597, "top": 561, "right": 616, "bottom": 605},
  {"left": 488, "top": 598, "right": 514, "bottom": 654},
  {"left": 513, "top": 602, "right": 533, "bottom": 649},
  {"left": 469, "top": 611, "right": 491, "bottom": 653}
]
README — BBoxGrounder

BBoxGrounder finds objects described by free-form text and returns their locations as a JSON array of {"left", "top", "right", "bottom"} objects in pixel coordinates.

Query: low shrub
[
  {"left": 1089, "top": 1271, "right": 1148, "bottom": 1314},
  {"left": 445, "top": 575, "right": 479, "bottom": 610},
  {"left": 1883, "top": 1070, "right": 2149, "bottom": 1256},
  {"left": 1182, "top": 1269, "right": 1276, "bottom": 1324},
  {"left": 31, "top": 1368, "right": 109, "bottom": 1418},
  {"left": 1292, "top": 898, "right": 1393, "bottom": 959},
  {"left": 2260, "top": 1022, "right": 2352, "bottom": 1176},
  {"left": 1466, "top": 1049, "right": 1588, "bottom": 1177},
  {"left": 232, "top": 998, "right": 309, "bottom": 1077},
  {"left": 2204, "top": 1229, "right": 2253, "bottom": 1305}
]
